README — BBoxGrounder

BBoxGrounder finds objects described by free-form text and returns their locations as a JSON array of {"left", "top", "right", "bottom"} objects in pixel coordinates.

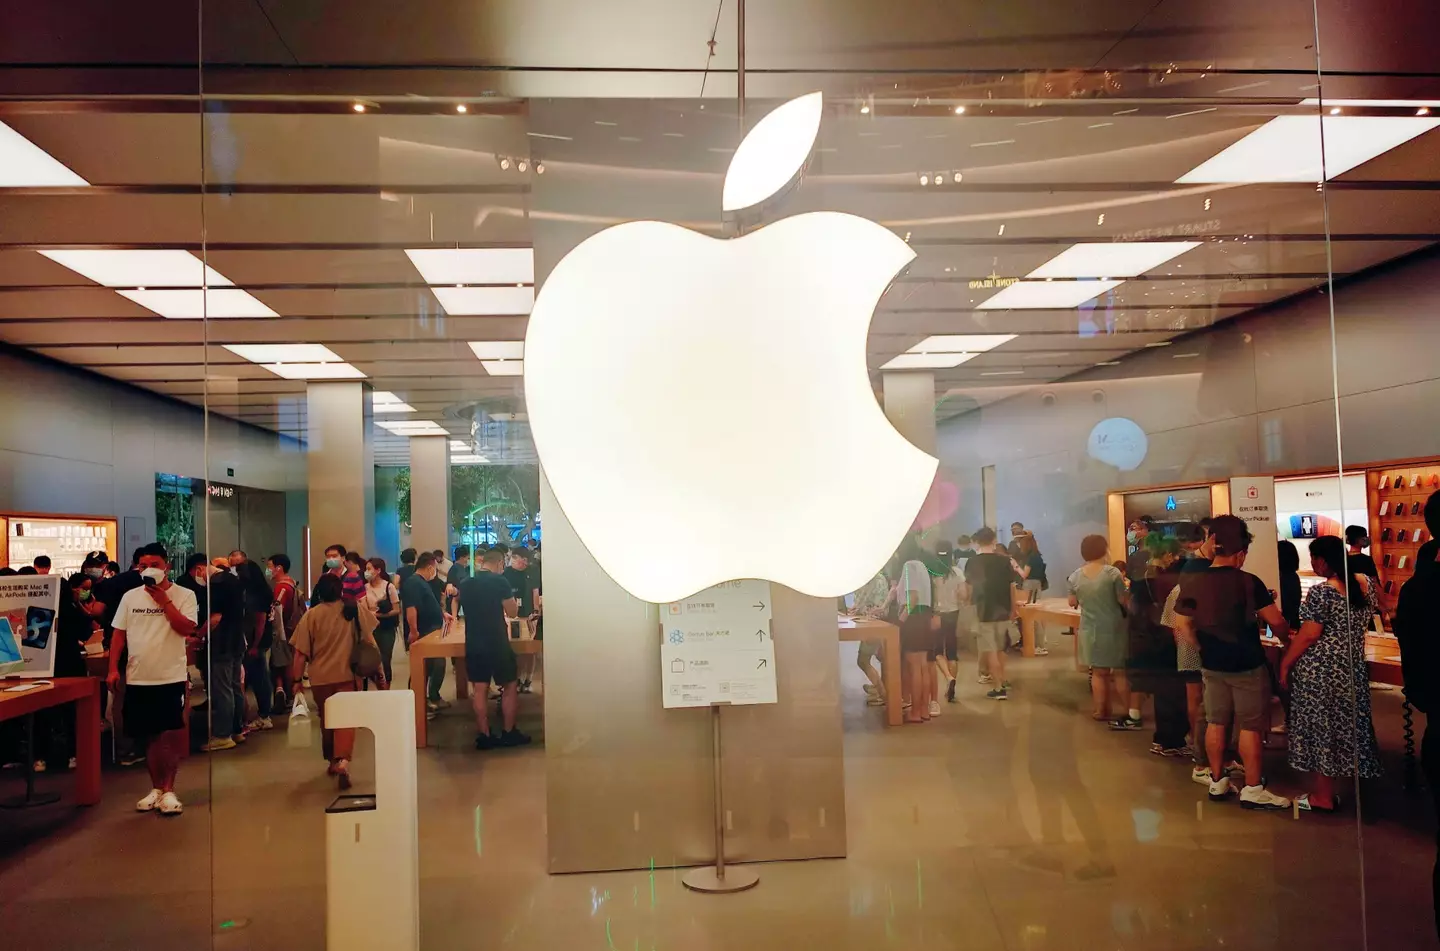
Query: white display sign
[
  {"left": 0, "top": 574, "right": 61, "bottom": 677},
  {"left": 1230, "top": 475, "right": 1279, "bottom": 597},
  {"left": 661, "top": 579, "right": 776, "bottom": 708}
]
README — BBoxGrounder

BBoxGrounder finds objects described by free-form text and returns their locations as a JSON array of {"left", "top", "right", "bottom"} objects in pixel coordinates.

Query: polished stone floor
[{"left": 2, "top": 638, "right": 1436, "bottom": 951}]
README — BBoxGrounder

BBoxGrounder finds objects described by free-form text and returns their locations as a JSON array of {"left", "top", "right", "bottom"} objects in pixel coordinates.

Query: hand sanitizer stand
[{"left": 324, "top": 689, "right": 419, "bottom": 951}]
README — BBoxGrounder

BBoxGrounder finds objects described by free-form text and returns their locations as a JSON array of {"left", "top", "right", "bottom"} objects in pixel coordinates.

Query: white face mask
[
  {"left": 140, "top": 567, "right": 166, "bottom": 584},
  {"left": 364, "top": 569, "right": 376, "bottom": 581}
]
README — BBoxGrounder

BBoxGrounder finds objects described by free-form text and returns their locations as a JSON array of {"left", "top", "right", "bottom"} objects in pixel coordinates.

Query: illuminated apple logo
[{"left": 525, "top": 92, "right": 938, "bottom": 603}]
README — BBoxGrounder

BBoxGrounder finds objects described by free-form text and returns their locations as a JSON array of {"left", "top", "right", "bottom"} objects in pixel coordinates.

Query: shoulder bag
[{"left": 350, "top": 613, "right": 383, "bottom": 679}]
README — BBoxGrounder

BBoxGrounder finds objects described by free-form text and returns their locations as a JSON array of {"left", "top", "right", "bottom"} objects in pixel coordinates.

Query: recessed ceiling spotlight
[
  {"left": 535, "top": 161, "right": 545, "bottom": 174},
  {"left": 953, "top": 171, "right": 963, "bottom": 183},
  {"left": 517, "top": 159, "right": 529, "bottom": 172},
  {"left": 456, "top": 104, "right": 468, "bottom": 114},
  {"left": 919, "top": 173, "right": 929, "bottom": 186},
  {"left": 1420, "top": 107, "right": 1432, "bottom": 116},
  {"left": 1097, "top": 213, "right": 1106, "bottom": 225},
  {"left": 860, "top": 104, "right": 871, "bottom": 115},
  {"left": 1329, "top": 106, "right": 1342, "bottom": 115},
  {"left": 352, "top": 102, "right": 366, "bottom": 113},
  {"left": 1204, "top": 197, "right": 1212, "bottom": 210},
  {"left": 998, "top": 224, "right": 1006, "bottom": 236},
  {"left": 934, "top": 172, "right": 945, "bottom": 185},
  {"left": 954, "top": 105, "right": 966, "bottom": 115}
]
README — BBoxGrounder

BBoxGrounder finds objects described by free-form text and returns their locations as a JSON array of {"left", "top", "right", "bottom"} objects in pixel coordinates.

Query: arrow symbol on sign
[
  {"left": 756, "top": 629, "right": 766, "bottom": 641},
  {"left": 757, "top": 658, "right": 768, "bottom": 668},
  {"left": 753, "top": 601, "right": 766, "bottom": 610}
]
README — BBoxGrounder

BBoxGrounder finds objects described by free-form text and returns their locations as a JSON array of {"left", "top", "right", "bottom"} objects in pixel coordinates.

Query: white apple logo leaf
[
  {"left": 525, "top": 92, "right": 937, "bottom": 605},
  {"left": 721, "top": 91, "right": 824, "bottom": 213}
]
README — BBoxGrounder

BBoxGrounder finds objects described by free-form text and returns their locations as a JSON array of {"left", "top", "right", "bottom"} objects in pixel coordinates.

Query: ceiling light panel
[
  {"left": 880, "top": 352, "right": 980, "bottom": 370},
  {"left": 118, "top": 288, "right": 279, "bottom": 319},
  {"left": 432, "top": 286, "right": 535, "bottom": 316},
  {"left": 451, "top": 455, "right": 492, "bottom": 464},
  {"left": 376, "top": 420, "right": 450, "bottom": 436},
  {"left": 1026, "top": 242, "right": 1200, "bottom": 279},
  {"left": 371, "top": 391, "right": 415, "bottom": 413},
  {"left": 39, "top": 249, "right": 232, "bottom": 288},
  {"left": 467, "top": 341, "right": 526, "bottom": 360},
  {"left": 482, "top": 360, "right": 525, "bottom": 376},
  {"left": 909, "top": 334, "right": 1017, "bottom": 353},
  {"left": 405, "top": 248, "right": 535, "bottom": 286},
  {"left": 223, "top": 344, "right": 340, "bottom": 363},
  {"left": 977, "top": 279, "right": 1122, "bottom": 310},
  {"left": 1299, "top": 98, "right": 1440, "bottom": 109},
  {"left": 1176, "top": 115, "right": 1440, "bottom": 183},
  {"left": 261, "top": 362, "right": 366, "bottom": 380},
  {"left": 0, "top": 121, "right": 88, "bottom": 187}
]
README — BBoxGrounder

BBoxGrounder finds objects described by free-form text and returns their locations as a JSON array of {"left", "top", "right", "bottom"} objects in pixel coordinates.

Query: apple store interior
[{"left": 6, "top": 1, "right": 1440, "bottom": 948}]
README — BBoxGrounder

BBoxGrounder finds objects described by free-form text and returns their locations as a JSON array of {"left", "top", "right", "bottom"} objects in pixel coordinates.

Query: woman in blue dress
[{"left": 1068, "top": 534, "right": 1132, "bottom": 726}]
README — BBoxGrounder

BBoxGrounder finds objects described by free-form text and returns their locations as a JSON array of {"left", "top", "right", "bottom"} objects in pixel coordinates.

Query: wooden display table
[
  {"left": 1017, "top": 598, "right": 1081, "bottom": 659},
  {"left": 837, "top": 615, "right": 903, "bottom": 727},
  {"left": 408, "top": 622, "right": 543, "bottom": 749},
  {"left": 0, "top": 677, "right": 101, "bottom": 805}
]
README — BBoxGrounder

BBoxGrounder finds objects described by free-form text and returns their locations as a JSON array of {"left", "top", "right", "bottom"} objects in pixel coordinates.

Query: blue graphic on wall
[{"left": 668, "top": 629, "right": 685, "bottom": 645}]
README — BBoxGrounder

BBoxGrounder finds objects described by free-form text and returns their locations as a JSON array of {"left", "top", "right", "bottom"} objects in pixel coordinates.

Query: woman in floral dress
[{"left": 1278, "top": 535, "right": 1383, "bottom": 811}]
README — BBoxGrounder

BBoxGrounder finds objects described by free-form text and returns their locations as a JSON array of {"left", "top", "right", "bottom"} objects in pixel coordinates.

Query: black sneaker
[
  {"left": 498, "top": 728, "right": 532, "bottom": 747},
  {"left": 945, "top": 679, "right": 957, "bottom": 703},
  {"left": 474, "top": 732, "right": 497, "bottom": 751}
]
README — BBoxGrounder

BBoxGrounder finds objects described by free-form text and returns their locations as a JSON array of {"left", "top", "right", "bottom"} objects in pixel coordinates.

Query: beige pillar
[
  {"left": 408, "top": 435, "right": 451, "bottom": 558},
  {"left": 881, "top": 370, "right": 937, "bottom": 454},
  {"left": 305, "top": 382, "right": 376, "bottom": 590}
]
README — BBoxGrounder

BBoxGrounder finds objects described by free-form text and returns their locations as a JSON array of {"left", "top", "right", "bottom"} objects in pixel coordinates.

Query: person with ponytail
[
  {"left": 1278, "top": 534, "right": 1383, "bottom": 811},
  {"left": 288, "top": 572, "right": 379, "bottom": 789}
]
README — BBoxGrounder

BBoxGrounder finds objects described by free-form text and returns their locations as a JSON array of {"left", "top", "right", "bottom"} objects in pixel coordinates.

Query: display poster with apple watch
[
  {"left": 1228, "top": 476, "right": 1279, "bottom": 598},
  {"left": 0, "top": 574, "right": 61, "bottom": 678},
  {"left": 661, "top": 579, "right": 777, "bottom": 708}
]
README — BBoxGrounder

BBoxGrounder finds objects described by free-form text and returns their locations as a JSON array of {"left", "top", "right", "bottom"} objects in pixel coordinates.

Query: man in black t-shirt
[
  {"left": 1173, "top": 515, "right": 1291, "bottom": 810},
  {"left": 402, "top": 553, "right": 449, "bottom": 713},
  {"left": 504, "top": 548, "right": 541, "bottom": 691},
  {"left": 458, "top": 549, "right": 529, "bottom": 749},
  {"left": 963, "top": 527, "right": 1022, "bottom": 700}
]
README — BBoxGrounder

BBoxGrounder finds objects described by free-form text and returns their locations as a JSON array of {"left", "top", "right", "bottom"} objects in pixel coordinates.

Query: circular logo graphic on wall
[{"left": 1087, "top": 417, "right": 1148, "bottom": 471}]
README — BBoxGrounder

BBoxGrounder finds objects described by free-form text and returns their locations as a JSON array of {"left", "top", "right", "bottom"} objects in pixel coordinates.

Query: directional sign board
[{"left": 661, "top": 579, "right": 776, "bottom": 708}]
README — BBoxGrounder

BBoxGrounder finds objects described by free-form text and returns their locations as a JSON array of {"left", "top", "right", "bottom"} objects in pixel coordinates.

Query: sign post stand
[{"left": 682, "top": 703, "right": 759, "bottom": 893}]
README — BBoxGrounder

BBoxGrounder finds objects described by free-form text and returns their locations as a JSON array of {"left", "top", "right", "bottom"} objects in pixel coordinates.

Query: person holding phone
[{"left": 106, "top": 543, "right": 198, "bottom": 816}]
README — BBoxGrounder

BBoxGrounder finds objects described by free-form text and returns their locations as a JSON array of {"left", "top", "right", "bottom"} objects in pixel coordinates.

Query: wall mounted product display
[
  {"left": 1369, "top": 462, "right": 1440, "bottom": 603},
  {"left": 1230, "top": 476, "right": 1279, "bottom": 597},
  {"left": 0, "top": 574, "right": 61, "bottom": 677},
  {"left": 1, "top": 513, "right": 117, "bottom": 575}
]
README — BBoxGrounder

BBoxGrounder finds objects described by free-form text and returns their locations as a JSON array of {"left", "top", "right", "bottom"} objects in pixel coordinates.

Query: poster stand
[{"left": 681, "top": 702, "right": 759, "bottom": 893}]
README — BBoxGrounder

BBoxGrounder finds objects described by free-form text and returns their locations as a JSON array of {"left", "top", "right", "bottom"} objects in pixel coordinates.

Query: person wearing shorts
[
  {"left": 107, "top": 543, "right": 198, "bottom": 817},
  {"left": 1174, "top": 515, "right": 1292, "bottom": 810},
  {"left": 964, "top": 528, "right": 1022, "bottom": 700},
  {"left": 457, "top": 549, "right": 530, "bottom": 749}
]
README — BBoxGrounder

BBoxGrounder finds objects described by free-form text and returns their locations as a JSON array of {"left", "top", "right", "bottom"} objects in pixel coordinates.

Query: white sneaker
[
  {"left": 158, "top": 791, "right": 183, "bottom": 815},
  {"left": 1191, "top": 766, "right": 1214, "bottom": 787},
  {"left": 978, "top": 673, "right": 994, "bottom": 684},
  {"left": 862, "top": 683, "right": 878, "bottom": 696},
  {"left": 1239, "top": 785, "right": 1290, "bottom": 811},
  {"left": 290, "top": 695, "right": 310, "bottom": 719},
  {"left": 136, "top": 788, "right": 163, "bottom": 812},
  {"left": 1033, "top": 647, "right": 1050, "bottom": 656},
  {"left": 928, "top": 699, "right": 941, "bottom": 717},
  {"left": 1208, "top": 774, "right": 1232, "bottom": 801},
  {"left": 257, "top": 717, "right": 274, "bottom": 730}
]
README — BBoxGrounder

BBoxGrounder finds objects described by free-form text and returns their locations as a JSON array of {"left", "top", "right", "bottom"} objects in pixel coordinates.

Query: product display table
[
  {"left": 408, "top": 622, "right": 543, "bottom": 749},
  {"left": 837, "top": 615, "right": 903, "bottom": 727},
  {"left": 0, "top": 677, "right": 101, "bottom": 805},
  {"left": 1017, "top": 598, "right": 1081, "bottom": 659}
]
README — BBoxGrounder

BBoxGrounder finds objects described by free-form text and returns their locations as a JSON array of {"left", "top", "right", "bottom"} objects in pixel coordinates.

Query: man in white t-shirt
[{"left": 106, "top": 543, "right": 198, "bottom": 816}]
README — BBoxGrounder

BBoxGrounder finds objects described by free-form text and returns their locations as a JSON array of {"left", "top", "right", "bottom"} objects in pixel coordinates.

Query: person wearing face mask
[
  {"left": 107, "top": 543, "right": 199, "bottom": 815},
  {"left": 323, "top": 544, "right": 346, "bottom": 576},
  {"left": 402, "top": 552, "right": 451, "bottom": 717},
  {"left": 94, "top": 548, "right": 148, "bottom": 766},
  {"left": 30, "top": 573, "right": 94, "bottom": 774},
  {"left": 193, "top": 555, "right": 248, "bottom": 752},
  {"left": 363, "top": 557, "right": 401, "bottom": 687},
  {"left": 266, "top": 554, "right": 302, "bottom": 712}
]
